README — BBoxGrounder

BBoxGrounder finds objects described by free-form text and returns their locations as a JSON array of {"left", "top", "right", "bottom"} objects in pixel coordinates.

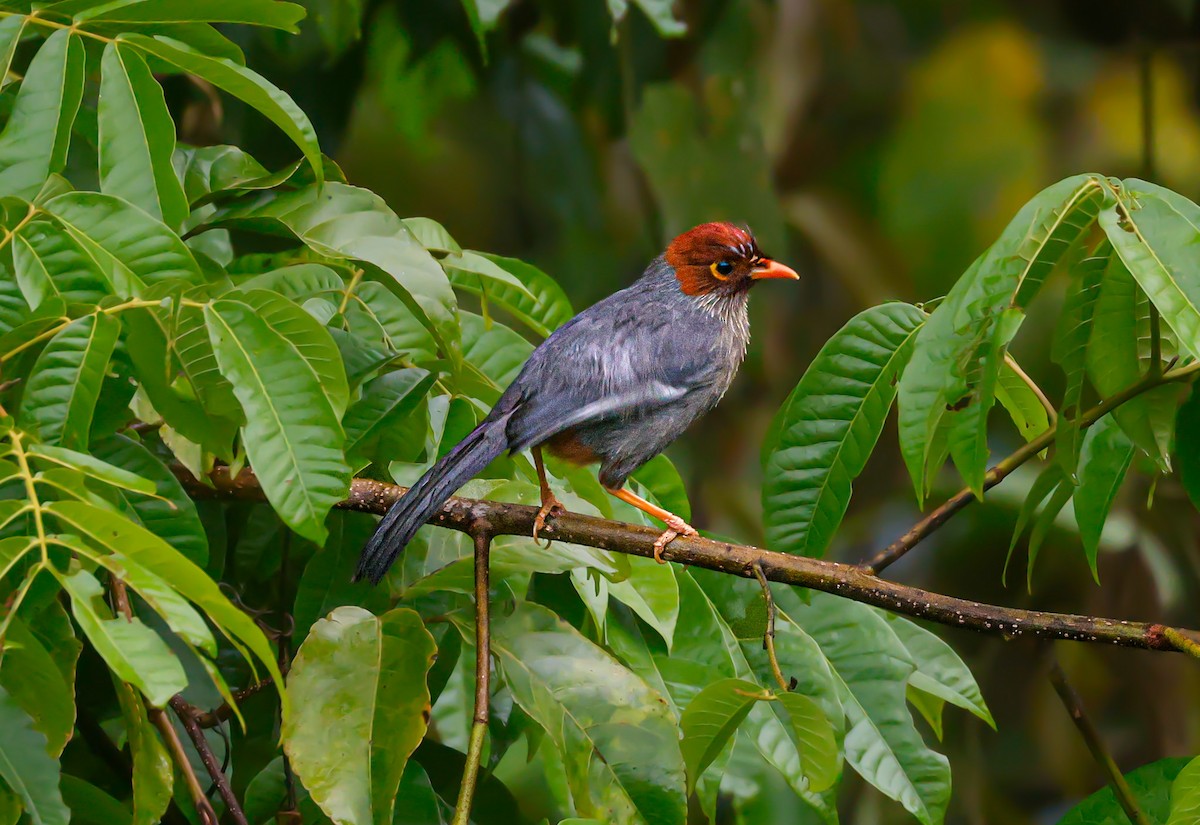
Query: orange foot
[
  {"left": 653, "top": 514, "right": 698, "bottom": 563},
  {"left": 533, "top": 495, "right": 565, "bottom": 545}
]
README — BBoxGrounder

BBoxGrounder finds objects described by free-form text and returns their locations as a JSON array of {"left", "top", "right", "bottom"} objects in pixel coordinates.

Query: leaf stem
[
  {"left": 452, "top": 529, "right": 492, "bottom": 825},
  {"left": 1004, "top": 352, "right": 1057, "bottom": 426},
  {"left": 752, "top": 561, "right": 789, "bottom": 692},
  {"left": 1046, "top": 650, "right": 1151, "bottom": 825},
  {"left": 6, "top": 10, "right": 111, "bottom": 43}
]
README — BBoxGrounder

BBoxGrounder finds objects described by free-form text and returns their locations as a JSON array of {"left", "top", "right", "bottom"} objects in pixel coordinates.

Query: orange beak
[{"left": 750, "top": 258, "right": 800, "bottom": 280}]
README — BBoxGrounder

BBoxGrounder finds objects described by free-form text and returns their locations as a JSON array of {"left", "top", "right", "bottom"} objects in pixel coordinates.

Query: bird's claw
[
  {"left": 533, "top": 496, "right": 565, "bottom": 547},
  {"left": 653, "top": 515, "right": 698, "bottom": 563}
]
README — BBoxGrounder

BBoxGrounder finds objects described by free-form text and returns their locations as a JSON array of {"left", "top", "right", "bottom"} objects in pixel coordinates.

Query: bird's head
[{"left": 665, "top": 222, "right": 798, "bottom": 297}]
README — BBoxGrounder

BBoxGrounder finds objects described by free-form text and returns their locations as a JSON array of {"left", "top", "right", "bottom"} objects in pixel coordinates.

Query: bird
[{"left": 355, "top": 222, "right": 799, "bottom": 584}]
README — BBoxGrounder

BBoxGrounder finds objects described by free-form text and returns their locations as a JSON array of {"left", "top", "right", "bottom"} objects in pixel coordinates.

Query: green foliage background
[{"left": 1, "top": 2, "right": 1200, "bottom": 825}]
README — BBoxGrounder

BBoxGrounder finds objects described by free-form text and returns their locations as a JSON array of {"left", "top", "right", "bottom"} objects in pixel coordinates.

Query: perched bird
[{"left": 355, "top": 222, "right": 799, "bottom": 584}]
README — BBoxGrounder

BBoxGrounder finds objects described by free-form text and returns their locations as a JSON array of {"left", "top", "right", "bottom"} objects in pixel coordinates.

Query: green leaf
[
  {"left": 1177, "top": 385, "right": 1200, "bottom": 514},
  {"left": 1168, "top": 756, "right": 1200, "bottom": 825},
  {"left": 0, "top": 617, "right": 75, "bottom": 757},
  {"left": 10, "top": 222, "right": 112, "bottom": 308},
  {"left": 98, "top": 41, "right": 188, "bottom": 228},
  {"left": 41, "top": 192, "right": 204, "bottom": 293},
  {"left": 898, "top": 174, "right": 1108, "bottom": 503},
  {"left": 994, "top": 356, "right": 1051, "bottom": 447},
  {"left": 238, "top": 263, "right": 344, "bottom": 303},
  {"left": 173, "top": 144, "right": 268, "bottom": 203},
  {"left": 112, "top": 680, "right": 172, "bottom": 825},
  {"left": 17, "top": 313, "right": 120, "bottom": 450},
  {"left": 342, "top": 368, "right": 434, "bottom": 461},
  {"left": 345, "top": 280, "right": 438, "bottom": 363},
  {"left": 1103, "top": 180, "right": 1200, "bottom": 361},
  {"left": 1053, "top": 241, "right": 1108, "bottom": 477},
  {"left": 284, "top": 606, "right": 437, "bottom": 825},
  {"left": 790, "top": 592, "right": 950, "bottom": 825},
  {"left": 402, "top": 216, "right": 461, "bottom": 255},
  {"left": 886, "top": 615, "right": 993, "bottom": 728},
  {"left": 88, "top": 434, "right": 209, "bottom": 566},
  {"left": 59, "top": 776, "right": 131, "bottom": 825},
  {"left": 205, "top": 298, "right": 351, "bottom": 543},
  {"left": 491, "top": 601, "right": 687, "bottom": 825},
  {"left": 1074, "top": 414, "right": 1135, "bottom": 582},
  {"left": 607, "top": 555, "right": 678, "bottom": 650},
  {"left": 46, "top": 500, "right": 287, "bottom": 710},
  {"left": 1006, "top": 463, "right": 1064, "bottom": 586},
  {"left": 80, "top": 0, "right": 306, "bottom": 31},
  {"left": 292, "top": 514, "right": 390, "bottom": 642},
  {"left": 458, "top": 312, "right": 532, "bottom": 397},
  {"left": 449, "top": 252, "right": 572, "bottom": 338},
  {"left": 1027, "top": 475, "right": 1075, "bottom": 590},
  {"left": 0, "top": 15, "right": 26, "bottom": 91},
  {"left": 57, "top": 567, "right": 187, "bottom": 708},
  {"left": 0, "top": 683, "right": 69, "bottom": 825},
  {"left": 442, "top": 250, "right": 534, "bottom": 299},
  {"left": 764, "top": 302, "right": 924, "bottom": 556},
  {"left": 120, "top": 34, "right": 322, "bottom": 184},
  {"left": 775, "top": 691, "right": 840, "bottom": 793},
  {"left": 207, "top": 183, "right": 457, "bottom": 353},
  {"left": 1058, "top": 757, "right": 1191, "bottom": 825},
  {"left": 679, "top": 678, "right": 764, "bottom": 794},
  {"left": 608, "top": 0, "right": 686, "bottom": 36},
  {"left": 0, "top": 30, "right": 85, "bottom": 199},
  {"left": 27, "top": 442, "right": 151, "bottom": 499},
  {"left": 231, "top": 289, "right": 350, "bottom": 417},
  {"left": 906, "top": 685, "right": 944, "bottom": 741}
]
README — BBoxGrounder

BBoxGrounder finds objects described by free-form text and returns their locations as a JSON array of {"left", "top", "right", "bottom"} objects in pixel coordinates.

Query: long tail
[{"left": 355, "top": 415, "right": 510, "bottom": 584}]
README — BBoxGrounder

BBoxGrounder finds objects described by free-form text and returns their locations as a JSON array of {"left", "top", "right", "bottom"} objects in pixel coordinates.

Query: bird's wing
[{"left": 501, "top": 290, "right": 721, "bottom": 453}]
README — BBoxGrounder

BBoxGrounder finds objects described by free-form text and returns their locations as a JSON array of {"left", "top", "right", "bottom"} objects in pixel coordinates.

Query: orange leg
[
  {"left": 604, "top": 485, "right": 697, "bottom": 563},
  {"left": 532, "top": 446, "right": 565, "bottom": 544}
]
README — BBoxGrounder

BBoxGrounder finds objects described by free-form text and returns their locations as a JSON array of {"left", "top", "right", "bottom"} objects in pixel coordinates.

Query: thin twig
[
  {"left": 193, "top": 679, "right": 273, "bottom": 728},
  {"left": 752, "top": 562, "right": 790, "bottom": 692},
  {"left": 149, "top": 707, "right": 219, "bottom": 825},
  {"left": 862, "top": 361, "right": 1200, "bottom": 574},
  {"left": 452, "top": 529, "right": 492, "bottom": 825},
  {"left": 172, "top": 464, "right": 1200, "bottom": 654},
  {"left": 108, "top": 576, "right": 223, "bottom": 825},
  {"left": 1162, "top": 627, "right": 1200, "bottom": 660},
  {"left": 170, "top": 697, "right": 250, "bottom": 825},
  {"left": 1046, "top": 651, "right": 1152, "bottom": 825}
]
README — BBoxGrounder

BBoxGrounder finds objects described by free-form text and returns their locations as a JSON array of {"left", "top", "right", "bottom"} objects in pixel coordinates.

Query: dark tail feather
[{"left": 355, "top": 416, "right": 509, "bottom": 584}]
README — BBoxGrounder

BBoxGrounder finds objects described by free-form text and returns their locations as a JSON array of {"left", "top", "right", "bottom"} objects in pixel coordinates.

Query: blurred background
[{"left": 190, "top": 1, "right": 1200, "bottom": 821}]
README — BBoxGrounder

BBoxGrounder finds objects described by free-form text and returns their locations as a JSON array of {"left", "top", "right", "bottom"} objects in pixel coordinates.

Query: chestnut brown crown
[{"left": 664, "top": 222, "right": 799, "bottom": 296}]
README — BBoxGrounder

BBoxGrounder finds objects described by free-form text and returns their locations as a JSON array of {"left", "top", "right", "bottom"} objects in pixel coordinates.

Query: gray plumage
[{"left": 355, "top": 255, "right": 752, "bottom": 584}]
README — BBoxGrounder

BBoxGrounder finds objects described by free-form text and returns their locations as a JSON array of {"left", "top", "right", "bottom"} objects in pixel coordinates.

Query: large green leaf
[
  {"left": 120, "top": 34, "right": 322, "bottom": 183},
  {"left": 10, "top": 220, "right": 111, "bottom": 308},
  {"left": 56, "top": 568, "right": 187, "bottom": 708},
  {"left": 59, "top": 777, "right": 131, "bottom": 825},
  {"left": 1058, "top": 757, "right": 1191, "bottom": 825},
  {"left": 284, "top": 606, "right": 436, "bottom": 825},
  {"left": 16, "top": 312, "right": 120, "bottom": 450},
  {"left": 898, "top": 174, "right": 1108, "bottom": 502},
  {"left": 47, "top": 500, "right": 287, "bottom": 708},
  {"left": 0, "top": 15, "right": 25, "bottom": 91},
  {"left": 775, "top": 691, "right": 840, "bottom": 794},
  {"left": 886, "top": 615, "right": 993, "bottom": 728},
  {"left": 0, "top": 683, "right": 69, "bottom": 825},
  {"left": 1085, "top": 251, "right": 1176, "bottom": 471},
  {"left": 112, "top": 680, "right": 172, "bottom": 825},
  {"left": 492, "top": 601, "right": 687, "bottom": 825},
  {"left": 679, "top": 678, "right": 764, "bottom": 794},
  {"left": 0, "top": 617, "right": 75, "bottom": 757},
  {"left": 1168, "top": 756, "right": 1200, "bottom": 825},
  {"left": 607, "top": 555, "right": 679, "bottom": 650},
  {"left": 40, "top": 192, "right": 204, "bottom": 294},
  {"left": 791, "top": 592, "right": 950, "bottom": 825},
  {"left": 231, "top": 289, "right": 350, "bottom": 417},
  {"left": 1103, "top": 180, "right": 1200, "bottom": 361},
  {"left": 345, "top": 280, "right": 438, "bottom": 363},
  {"left": 97, "top": 41, "right": 188, "bottom": 228},
  {"left": 205, "top": 298, "right": 350, "bottom": 542},
  {"left": 206, "top": 183, "right": 457, "bottom": 352},
  {"left": 1177, "top": 385, "right": 1200, "bottom": 514},
  {"left": 291, "top": 514, "right": 390, "bottom": 642},
  {"left": 342, "top": 368, "right": 434, "bottom": 462},
  {"left": 764, "top": 302, "right": 924, "bottom": 557},
  {"left": 994, "top": 356, "right": 1051, "bottom": 447},
  {"left": 1053, "top": 240, "right": 1108, "bottom": 477},
  {"left": 173, "top": 144, "right": 269, "bottom": 204},
  {"left": 1073, "top": 414, "right": 1135, "bottom": 582},
  {"left": 88, "top": 434, "right": 209, "bottom": 566},
  {"left": 0, "top": 30, "right": 85, "bottom": 199},
  {"left": 79, "top": 0, "right": 306, "bottom": 30},
  {"left": 447, "top": 252, "right": 572, "bottom": 337}
]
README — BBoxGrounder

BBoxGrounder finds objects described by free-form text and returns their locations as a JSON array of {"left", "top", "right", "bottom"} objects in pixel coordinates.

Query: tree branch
[
  {"left": 452, "top": 529, "right": 492, "bottom": 825},
  {"left": 170, "top": 697, "right": 249, "bottom": 825},
  {"left": 1046, "top": 651, "right": 1152, "bottom": 825},
  {"left": 862, "top": 360, "right": 1200, "bottom": 574},
  {"left": 173, "top": 466, "right": 1200, "bottom": 654}
]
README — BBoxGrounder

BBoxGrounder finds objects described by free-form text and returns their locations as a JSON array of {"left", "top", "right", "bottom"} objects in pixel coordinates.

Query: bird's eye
[{"left": 711, "top": 261, "right": 734, "bottom": 278}]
